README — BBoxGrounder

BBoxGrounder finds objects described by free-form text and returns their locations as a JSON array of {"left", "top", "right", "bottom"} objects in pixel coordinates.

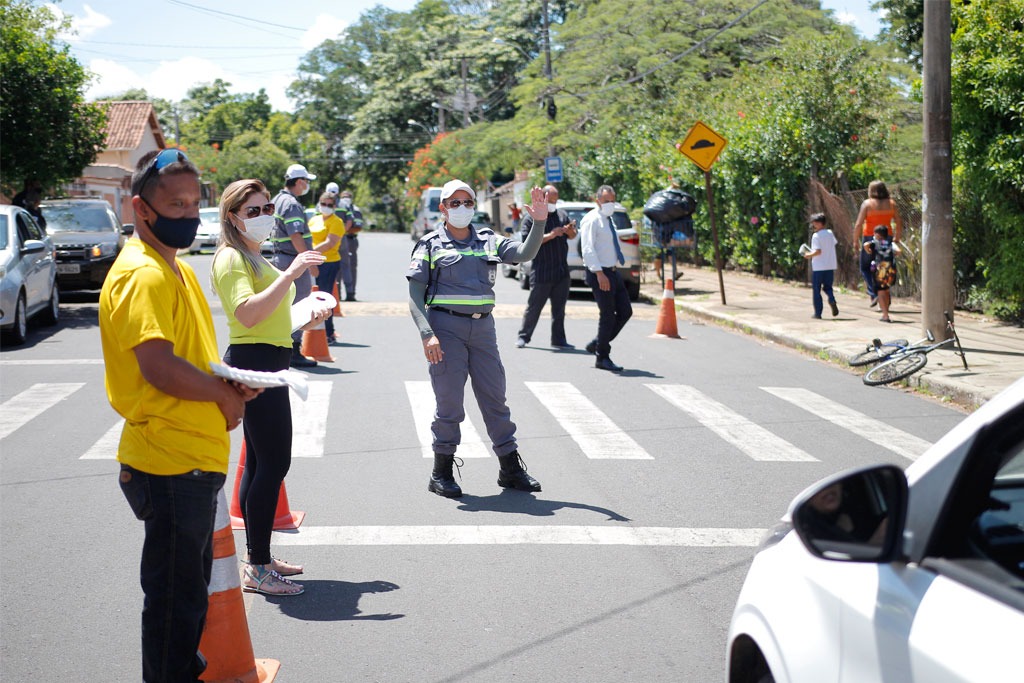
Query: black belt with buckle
[{"left": 431, "top": 306, "right": 490, "bottom": 320}]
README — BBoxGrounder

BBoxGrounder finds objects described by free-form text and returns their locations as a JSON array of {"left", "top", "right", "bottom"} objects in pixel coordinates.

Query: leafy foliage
[
  {"left": 0, "top": 1, "right": 107, "bottom": 195},
  {"left": 950, "top": 0, "right": 1024, "bottom": 315}
]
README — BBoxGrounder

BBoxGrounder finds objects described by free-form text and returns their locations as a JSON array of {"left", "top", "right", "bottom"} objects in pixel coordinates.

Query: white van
[{"left": 411, "top": 186, "right": 443, "bottom": 240}]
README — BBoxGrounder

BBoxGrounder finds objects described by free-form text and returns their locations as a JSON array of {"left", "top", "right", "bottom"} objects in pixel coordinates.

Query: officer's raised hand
[{"left": 522, "top": 186, "right": 548, "bottom": 222}]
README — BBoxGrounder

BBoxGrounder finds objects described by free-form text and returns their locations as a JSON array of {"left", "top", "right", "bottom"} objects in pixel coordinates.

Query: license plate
[{"left": 57, "top": 263, "right": 81, "bottom": 275}]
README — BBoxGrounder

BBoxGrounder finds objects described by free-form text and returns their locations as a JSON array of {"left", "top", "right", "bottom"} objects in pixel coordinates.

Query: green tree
[
  {"left": 0, "top": 0, "right": 107, "bottom": 194},
  {"left": 950, "top": 0, "right": 1024, "bottom": 316}
]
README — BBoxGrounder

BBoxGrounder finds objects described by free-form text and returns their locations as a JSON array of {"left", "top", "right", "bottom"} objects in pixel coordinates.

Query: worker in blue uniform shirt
[{"left": 407, "top": 180, "right": 547, "bottom": 498}]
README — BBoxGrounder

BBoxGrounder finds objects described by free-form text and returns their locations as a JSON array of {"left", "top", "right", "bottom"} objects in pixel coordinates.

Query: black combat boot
[
  {"left": 497, "top": 452, "right": 541, "bottom": 492},
  {"left": 428, "top": 453, "right": 463, "bottom": 498}
]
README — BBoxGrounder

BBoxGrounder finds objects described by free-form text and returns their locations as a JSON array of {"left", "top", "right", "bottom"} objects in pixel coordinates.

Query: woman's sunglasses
[{"left": 238, "top": 203, "right": 275, "bottom": 219}]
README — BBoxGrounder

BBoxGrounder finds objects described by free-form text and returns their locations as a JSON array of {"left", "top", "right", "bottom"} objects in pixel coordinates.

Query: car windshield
[
  {"left": 41, "top": 204, "right": 113, "bottom": 233},
  {"left": 200, "top": 208, "right": 219, "bottom": 225},
  {"left": 0, "top": 216, "right": 8, "bottom": 250},
  {"left": 428, "top": 194, "right": 440, "bottom": 212}
]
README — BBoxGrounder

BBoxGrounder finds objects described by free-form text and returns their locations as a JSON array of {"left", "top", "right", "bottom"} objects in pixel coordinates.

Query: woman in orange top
[{"left": 853, "top": 180, "right": 903, "bottom": 306}]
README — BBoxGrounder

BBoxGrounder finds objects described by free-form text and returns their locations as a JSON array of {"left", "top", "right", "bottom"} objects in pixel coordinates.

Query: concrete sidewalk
[{"left": 642, "top": 265, "right": 1024, "bottom": 410}]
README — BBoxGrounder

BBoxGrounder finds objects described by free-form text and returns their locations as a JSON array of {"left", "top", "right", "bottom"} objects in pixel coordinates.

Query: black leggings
[{"left": 223, "top": 343, "right": 292, "bottom": 565}]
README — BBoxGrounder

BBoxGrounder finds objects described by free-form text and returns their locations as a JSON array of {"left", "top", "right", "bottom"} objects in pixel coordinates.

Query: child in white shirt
[{"left": 803, "top": 213, "right": 839, "bottom": 319}]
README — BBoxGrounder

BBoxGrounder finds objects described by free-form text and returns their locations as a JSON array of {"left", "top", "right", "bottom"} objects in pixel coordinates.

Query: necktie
[{"left": 608, "top": 217, "right": 625, "bottom": 265}]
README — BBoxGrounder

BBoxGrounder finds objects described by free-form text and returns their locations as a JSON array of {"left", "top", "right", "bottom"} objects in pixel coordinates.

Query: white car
[
  {"left": 1, "top": 204, "right": 58, "bottom": 345},
  {"left": 188, "top": 207, "right": 221, "bottom": 254},
  {"left": 726, "top": 376, "right": 1024, "bottom": 683},
  {"left": 515, "top": 201, "right": 643, "bottom": 300}
]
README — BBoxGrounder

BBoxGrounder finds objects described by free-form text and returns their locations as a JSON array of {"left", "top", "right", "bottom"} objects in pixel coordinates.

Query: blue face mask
[{"left": 141, "top": 197, "right": 201, "bottom": 249}]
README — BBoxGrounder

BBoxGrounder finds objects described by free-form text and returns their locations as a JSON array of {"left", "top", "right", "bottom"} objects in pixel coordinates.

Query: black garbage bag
[{"left": 643, "top": 189, "right": 696, "bottom": 224}]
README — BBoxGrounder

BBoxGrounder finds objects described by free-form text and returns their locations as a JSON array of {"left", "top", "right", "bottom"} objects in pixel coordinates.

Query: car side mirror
[
  {"left": 121, "top": 224, "right": 134, "bottom": 235},
  {"left": 21, "top": 239, "right": 46, "bottom": 255},
  {"left": 791, "top": 465, "right": 907, "bottom": 563}
]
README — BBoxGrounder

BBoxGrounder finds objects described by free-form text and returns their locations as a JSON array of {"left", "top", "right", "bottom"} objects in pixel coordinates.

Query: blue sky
[{"left": 54, "top": 0, "right": 885, "bottom": 112}]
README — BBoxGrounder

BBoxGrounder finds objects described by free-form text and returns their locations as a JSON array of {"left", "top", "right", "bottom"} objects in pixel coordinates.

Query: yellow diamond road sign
[{"left": 676, "top": 121, "right": 727, "bottom": 172}]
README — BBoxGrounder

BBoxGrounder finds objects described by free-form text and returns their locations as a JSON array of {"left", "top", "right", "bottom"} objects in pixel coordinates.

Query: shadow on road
[
  {"left": 455, "top": 489, "right": 630, "bottom": 521},
  {"left": 265, "top": 579, "right": 403, "bottom": 621}
]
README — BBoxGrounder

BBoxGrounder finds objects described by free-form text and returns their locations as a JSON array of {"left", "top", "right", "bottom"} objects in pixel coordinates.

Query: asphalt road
[{"left": 0, "top": 232, "right": 968, "bottom": 682}]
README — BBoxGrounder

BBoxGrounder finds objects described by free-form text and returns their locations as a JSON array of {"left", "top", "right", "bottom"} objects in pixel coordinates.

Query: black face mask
[{"left": 141, "top": 198, "right": 201, "bottom": 249}]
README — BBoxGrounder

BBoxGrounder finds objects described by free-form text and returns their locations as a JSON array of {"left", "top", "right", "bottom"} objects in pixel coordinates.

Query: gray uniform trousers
[
  {"left": 271, "top": 252, "right": 312, "bottom": 345},
  {"left": 427, "top": 309, "right": 517, "bottom": 457}
]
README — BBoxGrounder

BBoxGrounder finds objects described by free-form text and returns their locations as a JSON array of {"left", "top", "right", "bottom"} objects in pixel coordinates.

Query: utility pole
[
  {"left": 461, "top": 57, "right": 470, "bottom": 128},
  {"left": 542, "top": 0, "right": 554, "bottom": 158},
  {"left": 921, "top": 0, "right": 955, "bottom": 337}
]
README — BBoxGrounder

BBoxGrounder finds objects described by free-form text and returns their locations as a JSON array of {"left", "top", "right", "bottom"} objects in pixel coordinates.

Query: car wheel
[
  {"left": 626, "top": 280, "right": 641, "bottom": 301},
  {"left": 4, "top": 292, "right": 28, "bottom": 345},
  {"left": 39, "top": 284, "right": 59, "bottom": 326}
]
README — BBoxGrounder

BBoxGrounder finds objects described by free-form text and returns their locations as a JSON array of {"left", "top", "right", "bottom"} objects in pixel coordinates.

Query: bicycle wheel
[
  {"left": 848, "top": 339, "right": 909, "bottom": 367},
  {"left": 863, "top": 352, "right": 928, "bottom": 386}
]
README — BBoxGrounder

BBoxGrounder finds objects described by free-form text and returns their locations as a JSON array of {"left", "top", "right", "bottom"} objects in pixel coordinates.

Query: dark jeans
[
  {"left": 315, "top": 261, "right": 341, "bottom": 337},
  {"left": 517, "top": 275, "right": 570, "bottom": 345},
  {"left": 119, "top": 464, "right": 226, "bottom": 683},
  {"left": 859, "top": 236, "right": 876, "bottom": 299},
  {"left": 224, "top": 343, "right": 292, "bottom": 565},
  {"left": 585, "top": 268, "right": 633, "bottom": 358},
  {"left": 811, "top": 269, "right": 836, "bottom": 317}
]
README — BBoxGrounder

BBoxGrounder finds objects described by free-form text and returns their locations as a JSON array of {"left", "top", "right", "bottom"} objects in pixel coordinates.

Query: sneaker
[
  {"left": 830, "top": 301, "right": 839, "bottom": 317},
  {"left": 812, "top": 314, "right": 822, "bottom": 319},
  {"left": 515, "top": 337, "right": 527, "bottom": 349},
  {"left": 552, "top": 341, "right": 575, "bottom": 350},
  {"left": 870, "top": 297, "right": 878, "bottom": 307}
]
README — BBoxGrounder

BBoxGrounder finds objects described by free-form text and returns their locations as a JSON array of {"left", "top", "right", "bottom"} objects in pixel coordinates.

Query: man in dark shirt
[{"left": 515, "top": 185, "right": 577, "bottom": 349}]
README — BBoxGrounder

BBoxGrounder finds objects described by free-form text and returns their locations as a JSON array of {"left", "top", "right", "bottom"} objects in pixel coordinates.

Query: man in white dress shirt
[{"left": 579, "top": 184, "right": 632, "bottom": 372}]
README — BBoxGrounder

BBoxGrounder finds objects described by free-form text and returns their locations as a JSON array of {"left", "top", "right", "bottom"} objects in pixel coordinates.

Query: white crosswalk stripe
[
  {"left": 0, "top": 383, "right": 85, "bottom": 440},
  {"left": 404, "top": 381, "right": 490, "bottom": 458},
  {"left": 761, "top": 387, "right": 933, "bottom": 461},
  {"left": 80, "top": 418, "right": 124, "bottom": 460},
  {"left": 290, "top": 381, "right": 333, "bottom": 458},
  {"left": 645, "top": 384, "right": 818, "bottom": 462},
  {"left": 525, "top": 381, "right": 652, "bottom": 459}
]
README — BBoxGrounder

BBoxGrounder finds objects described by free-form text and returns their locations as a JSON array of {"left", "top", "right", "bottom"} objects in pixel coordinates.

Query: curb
[{"left": 671, "top": 299, "right": 987, "bottom": 411}]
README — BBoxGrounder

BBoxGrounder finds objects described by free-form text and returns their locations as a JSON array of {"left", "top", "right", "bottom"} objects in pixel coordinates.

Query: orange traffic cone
[
  {"left": 198, "top": 488, "right": 281, "bottom": 683},
  {"left": 230, "top": 441, "right": 306, "bottom": 531},
  {"left": 651, "top": 278, "right": 682, "bottom": 339},
  {"left": 297, "top": 285, "right": 334, "bottom": 362}
]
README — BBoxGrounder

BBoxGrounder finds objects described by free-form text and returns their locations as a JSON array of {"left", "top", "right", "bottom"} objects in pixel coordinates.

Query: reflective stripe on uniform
[{"left": 428, "top": 295, "right": 495, "bottom": 306}]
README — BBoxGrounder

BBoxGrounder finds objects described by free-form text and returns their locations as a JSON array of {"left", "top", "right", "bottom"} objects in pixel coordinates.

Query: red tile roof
[{"left": 96, "top": 101, "right": 166, "bottom": 150}]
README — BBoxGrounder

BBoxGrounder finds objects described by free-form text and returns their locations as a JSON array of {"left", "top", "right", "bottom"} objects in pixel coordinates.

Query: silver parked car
[{"left": 1, "top": 204, "right": 58, "bottom": 345}]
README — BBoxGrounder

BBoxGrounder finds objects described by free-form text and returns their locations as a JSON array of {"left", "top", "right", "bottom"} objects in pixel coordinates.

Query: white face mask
[
  {"left": 547, "top": 203, "right": 558, "bottom": 212},
  {"left": 445, "top": 205, "right": 475, "bottom": 229},
  {"left": 599, "top": 202, "right": 616, "bottom": 218},
  {"left": 339, "top": 198, "right": 353, "bottom": 209},
  {"left": 240, "top": 214, "right": 275, "bottom": 244},
  {"left": 319, "top": 204, "right": 334, "bottom": 216},
  {"left": 295, "top": 180, "right": 310, "bottom": 197}
]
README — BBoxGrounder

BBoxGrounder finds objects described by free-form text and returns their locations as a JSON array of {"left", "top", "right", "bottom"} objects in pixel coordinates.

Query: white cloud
[
  {"left": 301, "top": 14, "right": 348, "bottom": 51},
  {"left": 83, "top": 58, "right": 144, "bottom": 100},
  {"left": 834, "top": 11, "right": 858, "bottom": 27},
  {"left": 49, "top": 3, "right": 112, "bottom": 42}
]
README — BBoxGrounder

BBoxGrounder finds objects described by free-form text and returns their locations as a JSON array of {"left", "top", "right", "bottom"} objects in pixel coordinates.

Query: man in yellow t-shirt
[
  {"left": 309, "top": 191, "right": 346, "bottom": 342},
  {"left": 99, "top": 149, "right": 258, "bottom": 683}
]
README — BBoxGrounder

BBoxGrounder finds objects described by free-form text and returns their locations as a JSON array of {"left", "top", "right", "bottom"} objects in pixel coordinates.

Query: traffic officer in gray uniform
[
  {"left": 338, "top": 190, "right": 361, "bottom": 301},
  {"left": 407, "top": 180, "right": 547, "bottom": 498},
  {"left": 271, "top": 163, "right": 318, "bottom": 368}
]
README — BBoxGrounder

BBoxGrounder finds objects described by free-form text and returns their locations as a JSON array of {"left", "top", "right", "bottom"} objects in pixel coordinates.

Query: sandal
[
  {"left": 270, "top": 556, "right": 303, "bottom": 577},
  {"left": 243, "top": 564, "right": 304, "bottom": 596}
]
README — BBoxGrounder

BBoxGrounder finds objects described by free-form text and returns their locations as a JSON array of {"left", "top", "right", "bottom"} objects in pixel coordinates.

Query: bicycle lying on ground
[{"left": 848, "top": 311, "right": 969, "bottom": 386}]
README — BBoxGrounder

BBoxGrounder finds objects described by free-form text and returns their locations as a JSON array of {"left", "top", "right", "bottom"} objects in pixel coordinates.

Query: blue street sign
[{"left": 545, "top": 156, "right": 563, "bottom": 183}]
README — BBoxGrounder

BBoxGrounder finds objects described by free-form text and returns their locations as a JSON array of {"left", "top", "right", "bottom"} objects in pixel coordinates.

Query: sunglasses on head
[
  {"left": 137, "top": 149, "right": 189, "bottom": 196},
  {"left": 446, "top": 199, "right": 475, "bottom": 208},
  {"left": 238, "top": 203, "right": 275, "bottom": 219}
]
